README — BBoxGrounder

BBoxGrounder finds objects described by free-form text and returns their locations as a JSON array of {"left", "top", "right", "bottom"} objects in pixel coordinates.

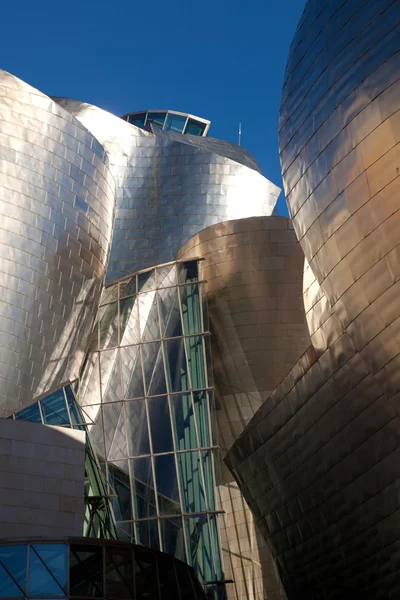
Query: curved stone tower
[
  {"left": 53, "top": 98, "right": 280, "bottom": 282},
  {"left": 0, "top": 70, "right": 115, "bottom": 414}
]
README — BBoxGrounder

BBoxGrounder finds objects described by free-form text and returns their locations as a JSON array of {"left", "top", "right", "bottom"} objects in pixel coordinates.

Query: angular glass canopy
[{"left": 123, "top": 110, "right": 210, "bottom": 137}]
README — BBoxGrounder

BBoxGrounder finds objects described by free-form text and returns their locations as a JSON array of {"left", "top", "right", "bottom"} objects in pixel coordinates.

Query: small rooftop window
[{"left": 123, "top": 110, "right": 210, "bottom": 136}]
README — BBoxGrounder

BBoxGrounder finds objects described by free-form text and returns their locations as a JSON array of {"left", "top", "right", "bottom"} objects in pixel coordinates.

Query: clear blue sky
[{"left": 1, "top": 0, "right": 305, "bottom": 215}]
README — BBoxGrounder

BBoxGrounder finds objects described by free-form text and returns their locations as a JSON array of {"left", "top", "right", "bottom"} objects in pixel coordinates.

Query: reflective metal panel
[
  {"left": 0, "top": 71, "right": 116, "bottom": 414},
  {"left": 178, "top": 216, "right": 310, "bottom": 600},
  {"left": 53, "top": 98, "right": 280, "bottom": 282}
]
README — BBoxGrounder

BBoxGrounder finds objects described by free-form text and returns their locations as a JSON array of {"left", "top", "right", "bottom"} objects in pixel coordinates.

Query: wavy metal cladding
[
  {"left": 54, "top": 98, "right": 280, "bottom": 283},
  {"left": 178, "top": 216, "right": 309, "bottom": 600},
  {"left": 0, "top": 70, "right": 115, "bottom": 415}
]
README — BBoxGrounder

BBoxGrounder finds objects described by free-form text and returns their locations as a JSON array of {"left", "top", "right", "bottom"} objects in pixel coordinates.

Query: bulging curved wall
[
  {"left": 280, "top": 0, "right": 400, "bottom": 399},
  {"left": 0, "top": 70, "right": 115, "bottom": 415},
  {"left": 54, "top": 98, "right": 281, "bottom": 283}
]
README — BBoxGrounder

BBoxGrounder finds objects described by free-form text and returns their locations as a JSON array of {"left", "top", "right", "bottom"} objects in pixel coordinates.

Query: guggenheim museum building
[{"left": 0, "top": 0, "right": 398, "bottom": 599}]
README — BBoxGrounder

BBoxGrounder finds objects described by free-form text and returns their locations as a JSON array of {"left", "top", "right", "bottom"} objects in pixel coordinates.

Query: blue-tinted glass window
[
  {"left": 159, "top": 518, "right": 186, "bottom": 562},
  {"left": 154, "top": 454, "right": 180, "bottom": 516},
  {"left": 40, "top": 389, "right": 69, "bottom": 426},
  {"left": 14, "top": 402, "right": 41, "bottom": 423},
  {"left": 146, "top": 112, "right": 167, "bottom": 129},
  {"left": 184, "top": 118, "right": 206, "bottom": 136},
  {"left": 178, "top": 452, "right": 206, "bottom": 513},
  {"left": 165, "top": 113, "right": 187, "bottom": 133},
  {"left": 131, "top": 457, "right": 156, "bottom": 519},
  {"left": 148, "top": 396, "right": 173, "bottom": 453},
  {"left": 28, "top": 545, "right": 67, "bottom": 595},
  {"left": 128, "top": 112, "right": 146, "bottom": 128},
  {"left": 0, "top": 544, "right": 27, "bottom": 597}
]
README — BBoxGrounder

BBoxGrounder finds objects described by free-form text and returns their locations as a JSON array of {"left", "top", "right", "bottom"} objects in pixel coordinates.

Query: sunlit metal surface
[
  {"left": 0, "top": 70, "right": 115, "bottom": 414},
  {"left": 53, "top": 98, "right": 280, "bottom": 283},
  {"left": 226, "top": 1, "right": 400, "bottom": 598},
  {"left": 178, "top": 216, "right": 310, "bottom": 600}
]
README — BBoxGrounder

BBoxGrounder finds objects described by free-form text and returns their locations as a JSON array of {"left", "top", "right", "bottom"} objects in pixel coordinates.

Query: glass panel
[
  {"left": 135, "top": 521, "right": 160, "bottom": 552},
  {"left": 134, "top": 547, "right": 159, "bottom": 597},
  {"left": 158, "top": 286, "right": 182, "bottom": 338},
  {"left": 121, "top": 345, "right": 144, "bottom": 399},
  {"left": 139, "top": 292, "right": 160, "bottom": 342},
  {"left": 31, "top": 544, "right": 67, "bottom": 592},
  {"left": 193, "top": 391, "right": 210, "bottom": 447},
  {"left": 175, "top": 560, "right": 199, "bottom": 599},
  {"left": 98, "top": 302, "right": 118, "bottom": 349},
  {"left": 164, "top": 338, "right": 189, "bottom": 393},
  {"left": 177, "top": 452, "right": 206, "bottom": 513},
  {"left": 120, "top": 297, "right": 140, "bottom": 345},
  {"left": 164, "top": 113, "right": 187, "bottom": 133},
  {"left": 146, "top": 111, "right": 167, "bottom": 129},
  {"left": 157, "top": 555, "right": 180, "bottom": 600},
  {"left": 186, "top": 336, "right": 206, "bottom": 389},
  {"left": 100, "top": 284, "right": 118, "bottom": 306},
  {"left": 108, "top": 461, "right": 132, "bottom": 521},
  {"left": 148, "top": 396, "right": 173, "bottom": 453},
  {"left": 154, "top": 454, "right": 180, "bottom": 515},
  {"left": 128, "top": 113, "right": 146, "bottom": 128},
  {"left": 178, "top": 260, "right": 199, "bottom": 284},
  {"left": 100, "top": 349, "right": 122, "bottom": 404},
  {"left": 0, "top": 544, "right": 27, "bottom": 597},
  {"left": 40, "top": 389, "right": 69, "bottom": 426},
  {"left": 119, "top": 275, "right": 136, "bottom": 298},
  {"left": 142, "top": 342, "right": 167, "bottom": 396},
  {"left": 105, "top": 546, "right": 133, "bottom": 598},
  {"left": 159, "top": 518, "right": 186, "bottom": 562},
  {"left": 126, "top": 400, "right": 150, "bottom": 456},
  {"left": 185, "top": 515, "right": 214, "bottom": 582},
  {"left": 14, "top": 402, "right": 41, "bottom": 423},
  {"left": 65, "top": 386, "right": 85, "bottom": 428},
  {"left": 70, "top": 544, "right": 103, "bottom": 597},
  {"left": 138, "top": 269, "right": 156, "bottom": 292},
  {"left": 131, "top": 457, "right": 156, "bottom": 519},
  {"left": 209, "top": 515, "right": 223, "bottom": 580},
  {"left": 28, "top": 545, "right": 66, "bottom": 595},
  {"left": 171, "top": 393, "right": 199, "bottom": 450},
  {"left": 184, "top": 118, "right": 206, "bottom": 136},
  {"left": 156, "top": 264, "right": 177, "bottom": 288},
  {"left": 201, "top": 450, "right": 215, "bottom": 511},
  {"left": 101, "top": 401, "right": 125, "bottom": 460},
  {"left": 181, "top": 283, "right": 202, "bottom": 335}
]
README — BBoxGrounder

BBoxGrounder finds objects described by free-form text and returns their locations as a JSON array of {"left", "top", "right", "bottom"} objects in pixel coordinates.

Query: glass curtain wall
[{"left": 79, "top": 260, "right": 223, "bottom": 597}]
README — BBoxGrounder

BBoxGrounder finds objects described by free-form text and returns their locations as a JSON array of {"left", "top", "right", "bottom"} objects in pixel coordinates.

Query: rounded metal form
[
  {"left": 54, "top": 98, "right": 281, "bottom": 283},
  {"left": 0, "top": 70, "right": 116, "bottom": 414}
]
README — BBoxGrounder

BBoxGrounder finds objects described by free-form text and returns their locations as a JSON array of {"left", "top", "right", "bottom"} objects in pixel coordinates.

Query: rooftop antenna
[{"left": 238, "top": 121, "right": 242, "bottom": 146}]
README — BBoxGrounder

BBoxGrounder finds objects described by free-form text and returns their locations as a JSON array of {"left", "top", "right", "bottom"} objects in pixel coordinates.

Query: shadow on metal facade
[
  {"left": 53, "top": 98, "right": 280, "bottom": 282},
  {"left": 226, "top": 1, "right": 400, "bottom": 598}
]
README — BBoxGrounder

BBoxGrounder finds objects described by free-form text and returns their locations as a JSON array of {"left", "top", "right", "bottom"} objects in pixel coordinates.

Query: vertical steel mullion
[
  {"left": 37, "top": 399, "right": 44, "bottom": 424},
  {"left": 183, "top": 115, "right": 190, "bottom": 134},
  {"left": 26, "top": 543, "right": 30, "bottom": 597},
  {"left": 64, "top": 386, "right": 73, "bottom": 428},
  {"left": 206, "top": 512, "right": 219, "bottom": 584}
]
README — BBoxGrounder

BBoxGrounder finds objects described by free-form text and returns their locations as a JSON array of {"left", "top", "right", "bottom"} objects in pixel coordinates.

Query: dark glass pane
[
  {"left": 164, "top": 338, "right": 189, "bottom": 393},
  {"left": 186, "top": 336, "right": 206, "bottom": 389},
  {"left": 184, "top": 118, "right": 206, "bottom": 136},
  {"left": 120, "top": 297, "right": 140, "bottom": 345},
  {"left": 28, "top": 546, "right": 65, "bottom": 595},
  {"left": 65, "top": 386, "right": 85, "bottom": 428},
  {"left": 159, "top": 517, "right": 186, "bottom": 562},
  {"left": 31, "top": 544, "right": 67, "bottom": 592},
  {"left": 70, "top": 544, "right": 103, "bottom": 597},
  {"left": 193, "top": 391, "right": 210, "bottom": 447},
  {"left": 138, "top": 269, "right": 156, "bottom": 292},
  {"left": 154, "top": 454, "right": 180, "bottom": 515},
  {"left": 98, "top": 302, "right": 118, "bottom": 349},
  {"left": 201, "top": 450, "right": 215, "bottom": 511},
  {"left": 171, "top": 393, "right": 198, "bottom": 450},
  {"left": 134, "top": 548, "right": 159, "bottom": 598},
  {"left": 181, "top": 283, "right": 202, "bottom": 335},
  {"left": 121, "top": 345, "right": 144, "bottom": 399},
  {"left": 146, "top": 111, "right": 167, "bottom": 129},
  {"left": 209, "top": 515, "right": 223, "bottom": 580},
  {"left": 40, "top": 389, "right": 69, "bottom": 426},
  {"left": 131, "top": 457, "right": 156, "bottom": 519},
  {"left": 185, "top": 516, "right": 214, "bottom": 582},
  {"left": 108, "top": 461, "right": 132, "bottom": 521},
  {"left": 100, "top": 284, "right": 118, "bottom": 305},
  {"left": 148, "top": 396, "right": 173, "bottom": 453},
  {"left": 135, "top": 520, "right": 160, "bottom": 552},
  {"left": 164, "top": 113, "right": 187, "bottom": 133},
  {"left": 14, "top": 402, "right": 42, "bottom": 423},
  {"left": 128, "top": 112, "right": 146, "bottom": 128},
  {"left": 142, "top": 342, "right": 167, "bottom": 396},
  {"left": 178, "top": 260, "right": 198, "bottom": 284},
  {"left": 105, "top": 546, "right": 133, "bottom": 598},
  {"left": 126, "top": 400, "right": 150, "bottom": 455},
  {"left": 158, "top": 286, "right": 182, "bottom": 338},
  {"left": 177, "top": 452, "right": 206, "bottom": 513},
  {"left": 101, "top": 401, "right": 127, "bottom": 461},
  {"left": 119, "top": 275, "right": 136, "bottom": 298},
  {"left": 139, "top": 292, "right": 160, "bottom": 342},
  {"left": 0, "top": 544, "right": 27, "bottom": 596},
  {"left": 175, "top": 560, "right": 199, "bottom": 599},
  {"left": 157, "top": 555, "right": 180, "bottom": 600}
]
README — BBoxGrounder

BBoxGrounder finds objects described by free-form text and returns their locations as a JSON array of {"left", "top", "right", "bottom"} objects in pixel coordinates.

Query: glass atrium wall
[{"left": 79, "top": 260, "right": 223, "bottom": 596}]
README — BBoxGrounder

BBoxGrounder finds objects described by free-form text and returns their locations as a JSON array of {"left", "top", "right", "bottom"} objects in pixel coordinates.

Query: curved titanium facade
[
  {"left": 0, "top": 537, "right": 207, "bottom": 599},
  {"left": 54, "top": 98, "right": 280, "bottom": 282},
  {"left": 178, "top": 216, "right": 309, "bottom": 600},
  {"left": 0, "top": 71, "right": 115, "bottom": 415},
  {"left": 225, "top": 1, "right": 400, "bottom": 598}
]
